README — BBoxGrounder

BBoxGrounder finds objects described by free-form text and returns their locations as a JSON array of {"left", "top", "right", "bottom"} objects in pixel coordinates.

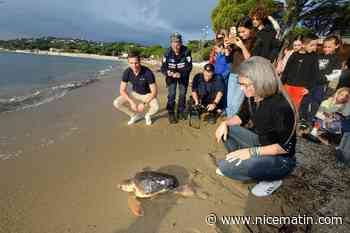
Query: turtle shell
[{"left": 133, "top": 171, "right": 179, "bottom": 195}]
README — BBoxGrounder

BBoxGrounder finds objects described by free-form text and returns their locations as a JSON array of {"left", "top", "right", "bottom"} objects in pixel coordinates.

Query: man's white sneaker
[
  {"left": 127, "top": 114, "right": 143, "bottom": 125},
  {"left": 251, "top": 180, "right": 283, "bottom": 197},
  {"left": 145, "top": 114, "right": 152, "bottom": 126}
]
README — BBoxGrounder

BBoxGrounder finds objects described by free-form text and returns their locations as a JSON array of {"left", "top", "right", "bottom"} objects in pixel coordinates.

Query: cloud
[{"left": 0, "top": 0, "right": 217, "bottom": 45}]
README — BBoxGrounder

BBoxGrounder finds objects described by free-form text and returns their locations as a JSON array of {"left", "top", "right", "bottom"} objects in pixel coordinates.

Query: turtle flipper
[{"left": 127, "top": 194, "right": 144, "bottom": 216}]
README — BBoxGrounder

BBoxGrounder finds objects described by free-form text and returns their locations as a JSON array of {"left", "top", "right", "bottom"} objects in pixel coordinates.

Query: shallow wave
[
  {"left": 97, "top": 65, "right": 114, "bottom": 76},
  {"left": 0, "top": 79, "right": 99, "bottom": 113}
]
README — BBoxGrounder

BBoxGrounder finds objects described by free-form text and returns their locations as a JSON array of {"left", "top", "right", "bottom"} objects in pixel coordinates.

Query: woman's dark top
[
  {"left": 281, "top": 52, "right": 321, "bottom": 90},
  {"left": 230, "top": 38, "right": 256, "bottom": 73},
  {"left": 237, "top": 93, "right": 296, "bottom": 157},
  {"left": 254, "top": 26, "right": 280, "bottom": 62}
]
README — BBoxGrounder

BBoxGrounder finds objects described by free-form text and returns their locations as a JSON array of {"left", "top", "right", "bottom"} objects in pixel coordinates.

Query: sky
[{"left": 0, "top": 0, "right": 217, "bottom": 45}]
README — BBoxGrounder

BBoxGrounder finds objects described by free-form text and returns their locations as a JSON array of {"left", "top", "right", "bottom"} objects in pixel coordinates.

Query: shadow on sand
[{"left": 114, "top": 165, "right": 191, "bottom": 233}]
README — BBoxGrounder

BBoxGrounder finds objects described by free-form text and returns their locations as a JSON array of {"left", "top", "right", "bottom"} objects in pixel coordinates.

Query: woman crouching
[{"left": 214, "top": 56, "right": 297, "bottom": 197}]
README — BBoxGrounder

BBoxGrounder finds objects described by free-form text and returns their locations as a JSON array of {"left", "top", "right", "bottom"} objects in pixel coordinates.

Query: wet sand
[{"left": 0, "top": 64, "right": 256, "bottom": 233}]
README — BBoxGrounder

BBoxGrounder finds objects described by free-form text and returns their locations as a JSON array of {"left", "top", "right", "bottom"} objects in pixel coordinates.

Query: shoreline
[
  {"left": 0, "top": 48, "right": 206, "bottom": 67},
  {"left": 1, "top": 48, "right": 123, "bottom": 62},
  {"left": 0, "top": 59, "right": 128, "bottom": 114}
]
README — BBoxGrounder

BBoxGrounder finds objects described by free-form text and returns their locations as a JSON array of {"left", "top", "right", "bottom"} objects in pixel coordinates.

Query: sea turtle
[{"left": 118, "top": 171, "right": 195, "bottom": 216}]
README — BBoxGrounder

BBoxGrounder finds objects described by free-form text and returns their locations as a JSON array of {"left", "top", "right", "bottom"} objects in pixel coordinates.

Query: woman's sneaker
[
  {"left": 127, "top": 114, "right": 143, "bottom": 125},
  {"left": 251, "top": 180, "right": 282, "bottom": 197},
  {"left": 216, "top": 168, "right": 225, "bottom": 176},
  {"left": 145, "top": 114, "right": 152, "bottom": 126}
]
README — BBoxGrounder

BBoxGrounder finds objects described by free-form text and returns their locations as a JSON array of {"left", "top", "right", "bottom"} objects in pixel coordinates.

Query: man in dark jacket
[{"left": 161, "top": 32, "right": 192, "bottom": 124}]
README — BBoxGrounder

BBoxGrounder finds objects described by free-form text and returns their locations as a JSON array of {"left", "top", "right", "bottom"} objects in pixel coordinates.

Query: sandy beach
[
  {"left": 3, "top": 61, "right": 347, "bottom": 233},
  {"left": 0, "top": 63, "right": 258, "bottom": 233}
]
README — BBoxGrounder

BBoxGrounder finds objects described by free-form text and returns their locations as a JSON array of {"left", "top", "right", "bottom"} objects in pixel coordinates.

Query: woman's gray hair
[{"left": 238, "top": 56, "right": 297, "bottom": 118}]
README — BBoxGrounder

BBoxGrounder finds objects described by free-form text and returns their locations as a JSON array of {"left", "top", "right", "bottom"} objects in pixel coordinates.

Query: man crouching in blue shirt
[
  {"left": 189, "top": 63, "right": 225, "bottom": 124},
  {"left": 113, "top": 51, "right": 160, "bottom": 126}
]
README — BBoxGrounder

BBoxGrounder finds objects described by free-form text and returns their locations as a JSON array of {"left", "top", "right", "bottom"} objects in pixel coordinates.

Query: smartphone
[{"left": 230, "top": 26, "right": 237, "bottom": 37}]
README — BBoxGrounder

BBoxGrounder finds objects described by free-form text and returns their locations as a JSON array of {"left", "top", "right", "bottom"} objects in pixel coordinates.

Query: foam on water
[
  {"left": 0, "top": 52, "right": 127, "bottom": 113},
  {"left": 0, "top": 79, "right": 99, "bottom": 113}
]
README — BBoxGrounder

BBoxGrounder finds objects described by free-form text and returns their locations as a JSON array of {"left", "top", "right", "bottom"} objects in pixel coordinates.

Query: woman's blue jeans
[
  {"left": 225, "top": 73, "right": 244, "bottom": 117},
  {"left": 218, "top": 125, "right": 296, "bottom": 182}
]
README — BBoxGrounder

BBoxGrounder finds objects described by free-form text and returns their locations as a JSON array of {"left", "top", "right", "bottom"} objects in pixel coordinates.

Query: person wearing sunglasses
[{"left": 212, "top": 56, "right": 297, "bottom": 197}]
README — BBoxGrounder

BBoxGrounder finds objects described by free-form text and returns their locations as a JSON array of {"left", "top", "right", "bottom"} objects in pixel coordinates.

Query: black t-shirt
[
  {"left": 122, "top": 66, "right": 155, "bottom": 95},
  {"left": 192, "top": 73, "right": 224, "bottom": 102},
  {"left": 281, "top": 52, "right": 321, "bottom": 89},
  {"left": 253, "top": 26, "right": 280, "bottom": 62},
  {"left": 237, "top": 94, "right": 296, "bottom": 157}
]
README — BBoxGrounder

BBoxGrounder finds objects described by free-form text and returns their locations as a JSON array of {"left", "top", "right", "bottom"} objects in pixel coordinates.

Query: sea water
[{"left": 0, "top": 51, "right": 124, "bottom": 113}]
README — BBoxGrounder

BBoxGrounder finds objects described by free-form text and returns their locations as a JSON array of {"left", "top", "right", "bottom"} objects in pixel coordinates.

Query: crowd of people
[{"left": 113, "top": 7, "right": 350, "bottom": 197}]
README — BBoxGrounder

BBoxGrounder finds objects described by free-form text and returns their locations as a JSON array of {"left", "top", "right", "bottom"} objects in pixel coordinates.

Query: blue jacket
[{"left": 214, "top": 52, "right": 230, "bottom": 78}]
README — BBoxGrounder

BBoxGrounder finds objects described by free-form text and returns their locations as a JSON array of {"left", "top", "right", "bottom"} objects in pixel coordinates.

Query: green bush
[
  {"left": 201, "top": 47, "right": 212, "bottom": 61},
  {"left": 211, "top": 0, "right": 278, "bottom": 32}
]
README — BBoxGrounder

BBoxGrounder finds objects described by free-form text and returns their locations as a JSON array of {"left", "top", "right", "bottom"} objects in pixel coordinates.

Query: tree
[
  {"left": 0, "top": 37, "right": 166, "bottom": 59},
  {"left": 212, "top": 0, "right": 350, "bottom": 38},
  {"left": 211, "top": 0, "right": 278, "bottom": 32},
  {"left": 187, "top": 40, "right": 201, "bottom": 53},
  {"left": 284, "top": 0, "right": 350, "bottom": 37},
  {"left": 201, "top": 47, "right": 212, "bottom": 61},
  {"left": 147, "top": 45, "right": 165, "bottom": 59}
]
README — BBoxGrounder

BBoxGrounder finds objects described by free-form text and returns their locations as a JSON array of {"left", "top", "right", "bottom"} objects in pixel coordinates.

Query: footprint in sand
[
  {"left": 59, "top": 127, "right": 79, "bottom": 140},
  {"left": 40, "top": 138, "right": 55, "bottom": 147}
]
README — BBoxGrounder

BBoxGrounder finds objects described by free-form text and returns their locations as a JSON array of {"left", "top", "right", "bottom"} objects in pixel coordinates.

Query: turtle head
[{"left": 118, "top": 179, "right": 135, "bottom": 192}]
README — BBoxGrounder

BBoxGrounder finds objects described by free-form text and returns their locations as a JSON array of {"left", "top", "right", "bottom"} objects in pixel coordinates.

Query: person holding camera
[
  {"left": 189, "top": 63, "right": 225, "bottom": 124},
  {"left": 224, "top": 16, "right": 257, "bottom": 117}
]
